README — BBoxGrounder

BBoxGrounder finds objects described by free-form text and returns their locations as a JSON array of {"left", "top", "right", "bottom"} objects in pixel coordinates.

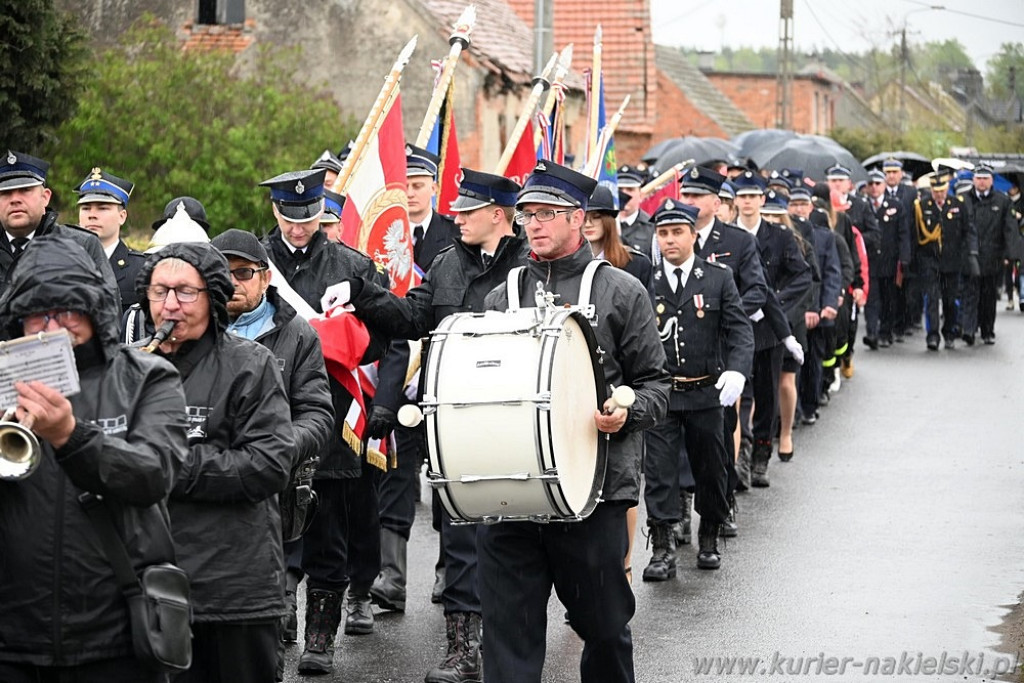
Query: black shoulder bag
[{"left": 80, "top": 492, "right": 193, "bottom": 673}]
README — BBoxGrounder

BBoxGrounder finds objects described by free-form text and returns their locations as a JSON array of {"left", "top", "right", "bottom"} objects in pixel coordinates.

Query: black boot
[
  {"left": 344, "top": 585, "right": 374, "bottom": 635},
  {"left": 281, "top": 569, "right": 301, "bottom": 643},
  {"left": 641, "top": 524, "right": 677, "bottom": 582},
  {"left": 751, "top": 441, "right": 771, "bottom": 488},
  {"left": 736, "top": 438, "right": 752, "bottom": 491},
  {"left": 672, "top": 490, "right": 692, "bottom": 545},
  {"left": 297, "top": 589, "right": 342, "bottom": 675},
  {"left": 718, "top": 493, "right": 738, "bottom": 538},
  {"left": 697, "top": 518, "right": 721, "bottom": 570},
  {"left": 431, "top": 547, "right": 445, "bottom": 605},
  {"left": 370, "top": 528, "right": 407, "bottom": 611},
  {"left": 424, "top": 612, "right": 483, "bottom": 683}
]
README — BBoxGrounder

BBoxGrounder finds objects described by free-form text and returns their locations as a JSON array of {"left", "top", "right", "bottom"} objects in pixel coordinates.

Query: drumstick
[
  {"left": 603, "top": 385, "right": 636, "bottom": 414},
  {"left": 397, "top": 404, "right": 424, "bottom": 428}
]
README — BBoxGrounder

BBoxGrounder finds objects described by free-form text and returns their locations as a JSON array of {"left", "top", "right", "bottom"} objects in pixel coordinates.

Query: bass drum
[{"left": 422, "top": 308, "right": 607, "bottom": 523}]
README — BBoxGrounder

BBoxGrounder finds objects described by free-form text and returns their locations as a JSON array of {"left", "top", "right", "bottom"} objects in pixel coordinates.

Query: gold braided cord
[{"left": 915, "top": 198, "right": 942, "bottom": 249}]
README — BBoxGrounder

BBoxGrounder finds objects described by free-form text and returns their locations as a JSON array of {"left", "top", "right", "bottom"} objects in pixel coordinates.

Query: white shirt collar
[
  {"left": 663, "top": 253, "right": 696, "bottom": 290},
  {"left": 103, "top": 241, "right": 118, "bottom": 259},
  {"left": 5, "top": 230, "right": 34, "bottom": 244},
  {"left": 738, "top": 216, "right": 761, "bottom": 237},
  {"left": 413, "top": 209, "right": 434, "bottom": 232},
  {"left": 619, "top": 210, "right": 639, "bottom": 228}
]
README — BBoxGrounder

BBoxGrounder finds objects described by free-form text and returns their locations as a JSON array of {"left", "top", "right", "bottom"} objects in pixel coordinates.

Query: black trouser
[
  {"left": 645, "top": 404, "right": 729, "bottom": 526},
  {"left": 378, "top": 425, "right": 424, "bottom": 540},
  {"left": 975, "top": 272, "right": 1001, "bottom": 337},
  {"left": 742, "top": 344, "right": 783, "bottom": 445},
  {"left": 302, "top": 468, "right": 381, "bottom": 593},
  {"left": 865, "top": 274, "right": 882, "bottom": 339},
  {"left": 477, "top": 502, "right": 635, "bottom": 683},
  {"left": 919, "top": 258, "right": 961, "bottom": 341},
  {"left": 799, "top": 324, "right": 827, "bottom": 416},
  {"left": 177, "top": 620, "right": 279, "bottom": 683},
  {"left": 960, "top": 274, "right": 980, "bottom": 337},
  {"left": 0, "top": 658, "right": 166, "bottom": 683},
  {"left": 876, "top": 275, "right": 901, "bottom": 340},
  {"left": 440, "top": 511, "right": 480, "bottom": 614}
]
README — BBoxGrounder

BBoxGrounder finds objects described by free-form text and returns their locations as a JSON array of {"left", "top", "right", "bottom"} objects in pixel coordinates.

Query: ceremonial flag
[
  {"left": 640, "top": 169, "right": 681, "bottom": 217},
  {"left": 339, "top": 94, "right": 417, "bottom": 296},
  {"left": 584, "top": 70, "right": 618, "bottom": 206},
  {"left": 504, "top": 118, "right": 538, "bottom": 187},
  {"left": 536, "top": 83, "right": 567, "bottom": 165},
  {"left": 426, "top": 68, "right": 462, "bottom": 216}
]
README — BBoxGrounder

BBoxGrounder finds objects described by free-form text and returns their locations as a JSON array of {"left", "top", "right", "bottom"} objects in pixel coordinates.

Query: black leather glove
[
  {"left": 967, "top": 253, "right": 981, "bottom": 278},
  {"left": 365, "top": 406, "right": 397, "bottom": 439}
]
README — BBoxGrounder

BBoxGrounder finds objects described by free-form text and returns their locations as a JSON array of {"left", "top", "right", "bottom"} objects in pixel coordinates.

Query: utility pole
[
  {"left": 776, "top": 0, "right": 794, "bottom": 130},
  {"left": 533, "top": 0, "right": 553, "bottom": 76},
  {"left": 898, "top": 26, "right": 908, "bottom": 133}
]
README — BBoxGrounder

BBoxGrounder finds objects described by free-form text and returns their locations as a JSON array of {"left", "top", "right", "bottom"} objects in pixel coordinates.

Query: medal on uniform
[
  {"left": 694, "top": 267, "right": 703, "bottom": 279},
  {"left": 117, "top": 258, "right": 125, "bottom": 267},
  {"left": 656, "top": 302, "right": 665, "bottom": 314},
  {"left": 694, "top": 294, "right": 705, "bottom": 318}
]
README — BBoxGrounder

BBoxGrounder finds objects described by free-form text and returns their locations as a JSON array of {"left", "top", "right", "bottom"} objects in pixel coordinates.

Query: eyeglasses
[
  {"left": 513, "top": 209, "right": 574, "bottom": 226},
  {"left": 146, "top": 285, "right": 208, "bottom": 303},
  {"left": 22, "top": 310, "right": 87, "bottom": 330},
  {"left": 229, "top": 267, "right": 268, "bottom": 281}
]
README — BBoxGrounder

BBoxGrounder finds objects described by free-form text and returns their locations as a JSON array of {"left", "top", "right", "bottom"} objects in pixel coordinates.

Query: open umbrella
[
  {"left": 862, "top": 151, "right": 931, "bottom": 179},
  {"left": 642, "top": 136, "right": 738, "bottom": 170},
  {"left": 731, "top": 128, "right": 798, "bottom": 160},
  {"left": 641, "top": 138, "right": 685, "bottom": 166},
  {"left": 757, "top": 135, "right": 867, "bottom": 183}
]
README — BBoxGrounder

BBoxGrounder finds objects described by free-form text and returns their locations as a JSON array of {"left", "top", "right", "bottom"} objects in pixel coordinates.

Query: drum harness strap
[{"left": 505, "top": 259, "right": 608, "bottom": 318}]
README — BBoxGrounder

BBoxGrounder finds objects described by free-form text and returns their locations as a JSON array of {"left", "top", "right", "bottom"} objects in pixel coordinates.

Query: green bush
[{"left": 44, "top": 17, "right": 358, "bottom": 238}]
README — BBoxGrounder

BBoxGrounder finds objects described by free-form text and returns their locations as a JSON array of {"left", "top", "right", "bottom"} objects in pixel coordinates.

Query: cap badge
[
  {"left": 405, "top": 145, "right": 413, "bottom": 156},
  {"left": 295, "top": 180, "right": 305, "bottom": 194},
  {"left": 690, "top": 168, "right": 699, "bottom": 179},
  {"left": 536, "top": 162, "right": 547, "bottom": 172},
  {"left": 320, "top": 151, "right": 330, "bottom": 160},
  {"left": 90, "top": 167, "right": 102, "bottom": 180},
  {"left": 665, "top": 199, "right": 675, "bottom": 210},
  {"left": 6, "top": 152, "right": 15, "bottom": 165}
]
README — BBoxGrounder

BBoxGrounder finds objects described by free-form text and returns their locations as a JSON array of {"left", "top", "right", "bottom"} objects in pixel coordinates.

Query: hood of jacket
[
  {"left": 0, "top": 234, "right": 121, "bottom": 354},
  {"left": 135, "top": 242, "right": 235, "bottom": 335}
]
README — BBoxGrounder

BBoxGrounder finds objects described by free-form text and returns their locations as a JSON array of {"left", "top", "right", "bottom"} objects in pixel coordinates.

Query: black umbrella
[
  {"left": 862, "top": 151, "right": 931, "bottom": 179},
  {"left": 757, "top": 135, "right": 868, "bottom": 183},
  {"left": 642, "top": 136, "right": 739, "bottom": 169},
  {"left": 731, "top": 128, "right": 798, "bottom": 160}
]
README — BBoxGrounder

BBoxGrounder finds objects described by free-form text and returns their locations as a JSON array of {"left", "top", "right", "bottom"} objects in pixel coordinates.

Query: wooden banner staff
[
  {"left": 584, "top": 94, "right": 630, "bottom": 178},
  {"left": 333, "top": 36, "right": 418, "bottom": 194},
  {"left": 532, "top": 43, "right": 574, "bottom": 150},
  {"left": 640, "top": 159, "right": 695, "bottom": 197},
  {"left": 586, "top": 25, "right": 602, "bottom": 169},
  {"left": 414, "top": 5, "right": 477, "bottom": 148},
  {"left": 493, "top": 52, "right": 558, "bottom": 175}
]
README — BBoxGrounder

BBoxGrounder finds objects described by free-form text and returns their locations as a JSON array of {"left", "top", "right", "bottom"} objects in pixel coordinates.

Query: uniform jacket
[
  {"left": 109, "top": 239, "right": 147, "bottom": 312},
  {"left": 964, "top": 189, "right": 1019, "bottom": 275},
  {"left": 414, "top": 211, "right": 460, "bottom": 271},
  {"left": 138, "top": 243, "right": 295, "bottom": 623},
  {"left": 913, "top": 194, "right": 979, "bottom": 274},
  {"left": 807, "top": 220, "right": 843, "bottom": 318},
  {"left": 483, "top": 242, "right": 670, "bottom": 505},
  {"left": 0, "top": 209, "right": 121, "bottom": 310},
  {"left": 867, "top": 194, "right": 912, "bottom": 278},
  {"left": 620, "top": 209, "right": 656, "bottom": 260},
  {"left": 844, "top": 193, "right": 881, "bottom": 254},
  {"left": 695, "top": 218, "right": 770, "bottom": 318},
  {"left": 0, "top": 236, "right": 188, "bottom": 666},
  {"left": 263, "top": 228, "right": 389, "bottom": 478},
  {"left": 654, "top": 255, "right": 753, "bottom": 411},
  {"left": 621, "top": 247, "right": 656, "bottom": 304}
]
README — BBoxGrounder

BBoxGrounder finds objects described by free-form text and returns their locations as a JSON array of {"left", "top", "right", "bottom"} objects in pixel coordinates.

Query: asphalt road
[{"left": 283, "top": 306, "right": 1024, "bottom": 683}]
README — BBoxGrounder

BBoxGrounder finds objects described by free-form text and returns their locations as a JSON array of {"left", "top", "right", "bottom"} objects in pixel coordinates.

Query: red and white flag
[
  {"left": 339, "top": 94, "right": 418, "bottom": 296},
  {"left": 503, "top": 119, "right": 538, "bottom": 187}
]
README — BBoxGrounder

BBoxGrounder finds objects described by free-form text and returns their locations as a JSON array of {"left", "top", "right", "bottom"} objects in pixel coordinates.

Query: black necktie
[
  {"left": 482, "top": 253, "right": 493, "bottom": 269},
  {"left": 674, "top": 267, "right": 684, "bottom": 293},
  {"left": 10, "top": 237, "right": 27, "bottom": 256},
  {"left": 413, "top": 225, "right": 424, "bottom": 263}
]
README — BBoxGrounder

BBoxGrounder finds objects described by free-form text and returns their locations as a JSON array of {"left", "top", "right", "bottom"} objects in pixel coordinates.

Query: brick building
[{"left": 706, "top": 71, "right": 837, "bottom": 134}]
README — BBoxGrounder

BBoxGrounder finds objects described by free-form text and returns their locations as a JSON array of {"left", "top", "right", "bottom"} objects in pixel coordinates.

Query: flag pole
[
  {"left": 532, "top": 43, "right": 574, "bottom": 150},
  {"left": 415, "top": 5, "right": 476, "bottom": 148},
  {"left": 585, "top": 94, "right": 630, "bottom": 178},
  {"left": 586, "top": 25, "right": 603, "bottom": 169},
  {"left": 641, "top": 160, "right": 694, "bottom": 197},
  {"left": 493, "top": 52, "right": 557, "bottom": 175},
  {"left": 334, "top": 36, "right": 418, "bottom": 194}
]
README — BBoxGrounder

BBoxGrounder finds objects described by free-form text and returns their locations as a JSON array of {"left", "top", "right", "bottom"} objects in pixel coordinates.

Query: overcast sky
[{"left": 650, "top": 0, "right": 1024, "bottom": 73}]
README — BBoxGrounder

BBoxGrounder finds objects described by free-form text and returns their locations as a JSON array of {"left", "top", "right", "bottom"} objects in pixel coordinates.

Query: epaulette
[
  {"left": 625, "top": 245, "right": 644, "bottom": 257},
  {"left": 708, "top": 260, "right": 727, "bottom": 269}
]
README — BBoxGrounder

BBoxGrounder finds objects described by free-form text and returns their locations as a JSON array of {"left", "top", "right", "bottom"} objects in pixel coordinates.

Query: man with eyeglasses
[
  {"left": 211, "top": 228, "right": 333, "bottom": 679},
  {"left": 863, "top": 169, "right": 911, "bottom": 349},
  {"left": 478, "top": 160, "right": 669, "bottom": 683},
  {"left": 136, "top": 241, "right": 296, "bottom": 683},
  {"left": 0, "top": 151, "right": 120, "bottom": 306},
  {"left": 0, "top": 235, "right": 188, "bottom": 681}
]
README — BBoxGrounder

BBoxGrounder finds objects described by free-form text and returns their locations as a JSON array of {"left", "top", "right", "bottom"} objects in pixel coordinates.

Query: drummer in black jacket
[
  {"left": 340, "top": 168, "right": 526, "bottom": 683},
  {"left": 137, "top": 242, "right": 295, "bottom": 683},
  {"left": 642, "top": 199, "right": 753, "bottom": 581},
  {"left": 480, "top": 161, "right": 669, "bottom": 683}
]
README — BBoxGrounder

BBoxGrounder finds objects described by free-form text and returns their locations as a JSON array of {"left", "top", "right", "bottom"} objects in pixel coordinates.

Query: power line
[
  {"left": 899, "top": 0, "right": 1024, "bottom": 28},
  {"left": 799, "top": 0, "right": 866, "bottom": 71}
]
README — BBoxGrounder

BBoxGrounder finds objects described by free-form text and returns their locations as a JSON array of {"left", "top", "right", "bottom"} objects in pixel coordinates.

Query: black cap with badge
[
  {"left": 449, "top": 168, "right": 521, "bottom": 212},
  {"left": 517, "top": 160, "right": 598, "bottom": 209},
  {"left": 76, "top": 168, "right": 134, "bottom": 206},
  {"left": 679, "top": 166, "right": 726, "bottom": 196},
  {"left": 310, "top": 149, "right": 344, "bottom": 175},
  {"left": 0, "top": 151, "right": 49, "bottom": 191},
  {"left": 406, "top": 144, "right": 440, "bottom": 179},
  {"left": 259, "top": 168, "right": 327, "bottom": 223}
]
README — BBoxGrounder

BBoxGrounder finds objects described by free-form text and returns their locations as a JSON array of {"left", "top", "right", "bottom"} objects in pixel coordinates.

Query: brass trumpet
[
  {"left": 142, "top": 320, "right": 177, "bottom": 353},
  {"left": 0, "top": 408, "right": 40, "bottom": 481}
]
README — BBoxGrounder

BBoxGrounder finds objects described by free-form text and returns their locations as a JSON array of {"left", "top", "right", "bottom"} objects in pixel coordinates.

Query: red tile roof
[{"left": 505, "top": 0, "right": 655, "bottom": 134}]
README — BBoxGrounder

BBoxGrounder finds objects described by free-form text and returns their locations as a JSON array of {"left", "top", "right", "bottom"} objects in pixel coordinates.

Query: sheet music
[{"left": 0, "top": 330, "right": 80, "bottom": 408}]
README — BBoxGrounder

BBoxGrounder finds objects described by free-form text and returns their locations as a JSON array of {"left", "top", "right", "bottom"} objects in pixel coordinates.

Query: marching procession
[{"left": 2, "top": 8, "right": 1024, "bottom": 683}]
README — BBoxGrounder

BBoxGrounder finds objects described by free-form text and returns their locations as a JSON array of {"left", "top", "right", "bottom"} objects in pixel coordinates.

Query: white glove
[
  {"left": 715, "top": 371, "right": 746, "bottom": 407},
  {"left": 749, "top": 308, "right": 765, "bottom": 322},
  {"left": 320, "top": 281, "right": 352, "bottom": 314},
  {"left": 782, "top": 335, "right": 804, "bottom": 365}
]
